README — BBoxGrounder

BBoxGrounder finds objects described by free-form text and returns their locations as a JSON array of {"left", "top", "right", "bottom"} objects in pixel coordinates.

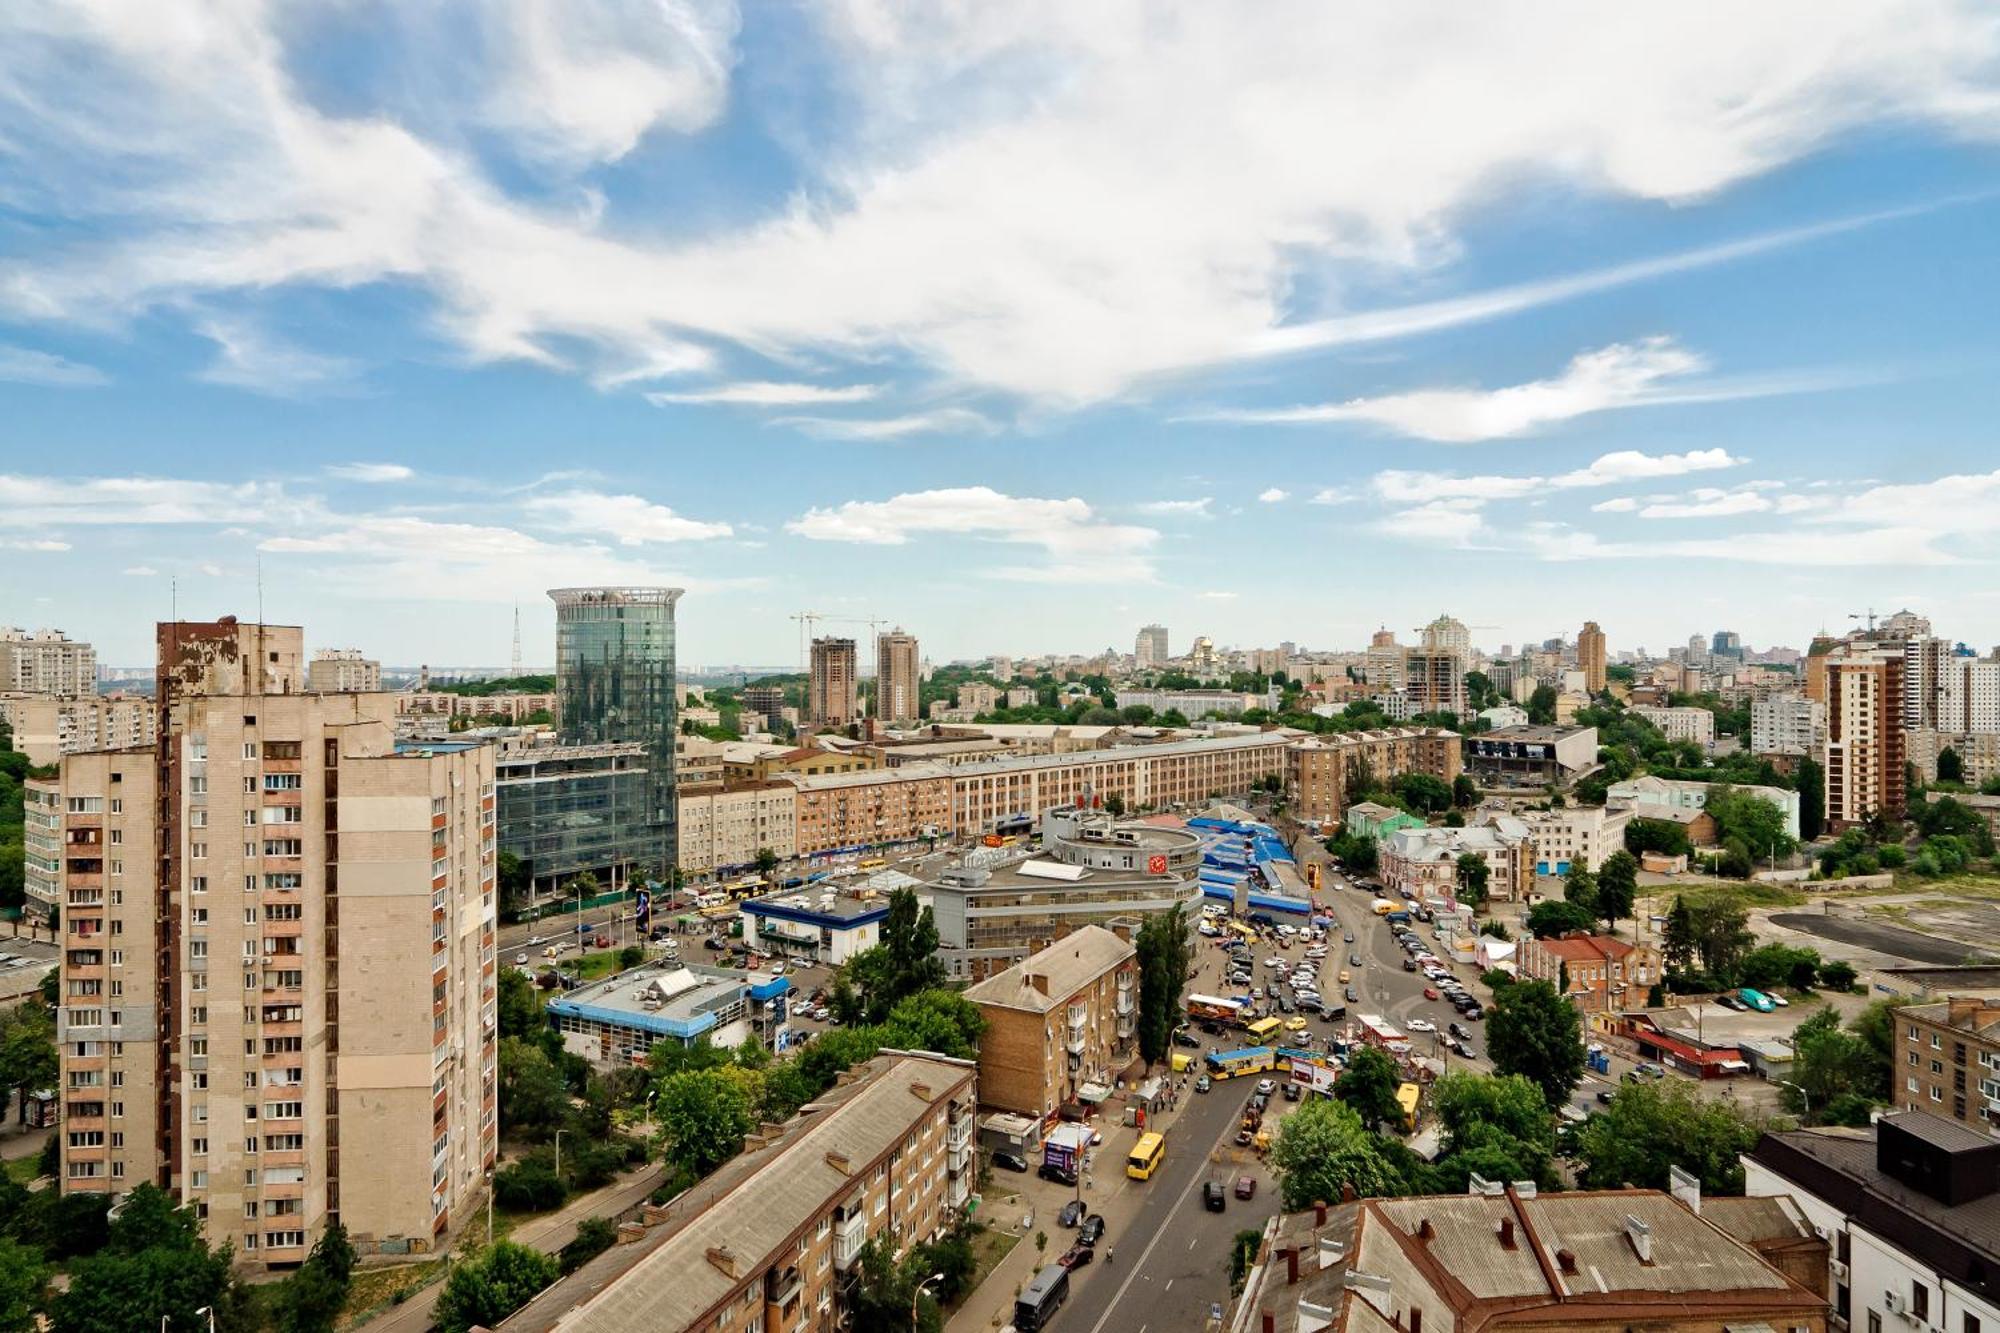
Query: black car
[
  {"left": 993, "top": 1151, "right": 1030, "bottom": 1173},
  {"left": 1596, "top": 1090, "right": 1615, "bottom": 1105},
  {"left": 1278, "top": 994, "right": 1294, "bottom": 1014},
  {"left": 1203, "top": 1180, "right": 1227, "bottom": 1212},
  {"left": 1058, "top": 1198, "right": 1086, "bottom": 1228},
  {"left": 1173, "top": 1030, "right": 1202, "bottom": 1048},
  {"left": 1251, "top": 1093, "right": 1269, "bottom": 1112},
  {"left": 1344, "top": 986, "right": 1359, "bottom": 1002},
  {"left": 1039, "top": 1161, "right": 1078, "bottom": 1186},
  {"left": 1402, "top": 958, "right": 1417, "bottom": 972},
  {"left": 1343, "top": 931, "right": 1355, "bottom": 943},
  {"left": 1283, "top": 1082, "right": 1301, "bottom": 1102},
  {"left": 1078, "top": 1214, "right": 1107, "bottom": 1246},
  {"left": 1448, "top": 1021, "right": 1471, "bottom": 1041},
  {"left": 1460, "top": 1044, "right": 1478, "bottom": 1060},
  {"left": 702, "top": 937, "right": 726, "bottom": 950},
  {"left": 1058, "top": 1242, "right": 1094, "bottom": 1270}
]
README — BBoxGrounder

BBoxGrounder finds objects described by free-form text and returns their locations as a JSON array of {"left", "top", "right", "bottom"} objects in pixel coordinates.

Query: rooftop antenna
[{"left": 511, "top": 604, "right": 522, "bottom": 677}]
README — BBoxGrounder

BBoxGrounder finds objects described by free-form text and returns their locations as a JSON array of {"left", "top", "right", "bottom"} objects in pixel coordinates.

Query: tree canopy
[
  {"left": 1137, "top": 906, "right": 1193, "bottom": 1066},
  {"left": 1335, "top": 1047, "right": 1406, "bottom": 1130},
  {"left": 830, "top": 889, "right": 947, "bottom": 1025},
  {"left": 1269, "top": 1098, "right": 1408, "bottom": 1210},
  {"left": 1486, "top": 979, "right": 1584, "bottom": 1108},
  {"left": 1574, "top": 1079, "right": 1760, "bottom": 1194}
]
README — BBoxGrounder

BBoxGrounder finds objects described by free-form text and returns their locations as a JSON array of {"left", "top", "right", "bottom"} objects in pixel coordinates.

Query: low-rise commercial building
[
  {"left": 1234, "top": 1186, "right": 1826, "bottom": 1333},
  {"left": 676, "top": 781, "right": 796, "bottom": 879},
  {"left": 1477, "top": 704, "right": 1528, "bottom": 729},
  {"left": 965, "top": 926, "right": 1138, "bottom": 1118},
  {"left": 1111, "top": 687, "right": 1279, "bottom": 718},
  {"left": 1523, "top": 802, "right": 1633, "bottom": 875},
  {"left": 1379, "top": 815, "right": 1534, "bottom": 906},
  {"left": 926, "top": 806, "right": 1202, "bottom": 980},
  {"left": 1746, "top": 1112, "right": 2000, "bottom": 1333},
  {"left": 1605, "top": 774, "right": 1802, "bottom": 841},
  {"left": 0, "top": 691, "right": 156, "bottom": 766},
  {"left": 1517, "top": 932, "right": 1660, "bottom": 1012},
  {"left": 1464, "top": 724, "right": 1598, "bottom": 787},
  {"left": 505, "top": 1053, "right": 978, "bottom": 1333},
  {"left": 1344, "top": 800, "right": 1424, "bottom": 844},
  {"left": 739, "top": 885, "right": 891, "bottom": 966},
  {"left": 1631, "top": 704, "right": 1718, "bottom": 748},
  {"left": 547, "top": 960, "right": 793, "bottom": 1066}
]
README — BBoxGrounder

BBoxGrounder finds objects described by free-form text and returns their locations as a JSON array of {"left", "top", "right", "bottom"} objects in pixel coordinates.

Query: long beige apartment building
[
  {"left": 0, "top": 691, "right": 157, "bottom": 766},
  {"left": 1288, "top": 727, "right": 1462, "bottom": 826},
  {"left": 505, "top": 1052, "right": 977, "bottom": 1333},
  {"left": 54, "top": 618, "right": 497, "bottom": 1268},
  {"left": 0, "top": 626, "right": 95, "bottom": 696},
  {"left": 677, "top": 780, "right": 797, "bottom": 877}
]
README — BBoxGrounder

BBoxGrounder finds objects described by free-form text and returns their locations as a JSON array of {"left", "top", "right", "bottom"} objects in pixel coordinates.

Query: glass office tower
[{"left": 545, "top": 587, "right": 682, "bottom": 881}]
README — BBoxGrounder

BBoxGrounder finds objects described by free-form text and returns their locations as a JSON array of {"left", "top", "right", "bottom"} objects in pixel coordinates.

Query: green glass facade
[{"left": 545, "top": 586, "right": 682, "bottom": 882}]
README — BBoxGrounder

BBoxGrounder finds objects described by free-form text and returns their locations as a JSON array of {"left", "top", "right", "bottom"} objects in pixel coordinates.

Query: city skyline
[{"left": 5, "top": 8, "right": 2000, "bottom": 664}]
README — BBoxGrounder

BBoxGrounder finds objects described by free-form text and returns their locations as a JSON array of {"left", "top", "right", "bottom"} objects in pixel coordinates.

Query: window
[
  {"left": 1912, "top": 1284, "right": 1929, "bottom": 1322},
  {"left": 1964, "top": 1315, "right": 1980, "bottom": 1333}
]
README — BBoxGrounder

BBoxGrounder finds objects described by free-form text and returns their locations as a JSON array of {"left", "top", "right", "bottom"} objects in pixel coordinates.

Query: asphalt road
[{"left": 1061, "top": 1075, "right": 1272, "bottom": 1333}]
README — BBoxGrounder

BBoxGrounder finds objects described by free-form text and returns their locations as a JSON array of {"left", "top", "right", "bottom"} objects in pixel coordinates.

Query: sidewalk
[
  {"left": 947, "top": 948, "right": 1242, "bottom": 1332},
  {"left": 353, "top": 1162, "right": 665, "bottom": 1333}
]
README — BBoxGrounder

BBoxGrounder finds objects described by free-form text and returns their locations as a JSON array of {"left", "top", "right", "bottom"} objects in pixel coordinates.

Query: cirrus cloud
[{"left": 786, "top": 485, "right": 1158, "bottom": 582}]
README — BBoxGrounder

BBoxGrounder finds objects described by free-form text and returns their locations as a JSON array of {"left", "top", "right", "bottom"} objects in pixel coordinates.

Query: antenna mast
[{"left": 511, "top": 605, "right": 522, "bottom": 677}]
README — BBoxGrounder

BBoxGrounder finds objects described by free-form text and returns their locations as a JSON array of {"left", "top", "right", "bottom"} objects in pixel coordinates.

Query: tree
[
  {"left": 560, "top": 1217, "right": 618, "bottom": 1275},
  {"left": 1394, "top": 773, "right": 1453, "bottom": 815},
  {"left": 50, "top": 1185, "right": 238, "bottom": 1333},
  {"left": 1452, "top": 774, "right": 1478, "bottom": 808},
  {"left": 497, "top": 967, "right": 545, "bottom": 1040},
  {"left": 1137, "top": 907, "right": 1193, "bottom": 1066},
  {"left": 831, "top": 889, "right": 946, "bottom": 1025},
  {"left": 494, "top": 1156, "right": 566, "bottom": 1211},
  {"left": 1737, "top": 944, "right": 1821, "bottom": 993},
  {"left": 1797, "top": 757, "right": 1826, "bottom": 841},
  {"left": 655, "top": 1068, "right": 754, "bottom": 1179},
  {"left": 1526, "top": 684, "right": 1559, "bottom": 726},
  {"left": 1704, "top": 786, "right": 1797, "bottom": 862},
  {"left": 1819, "top": 959, "right": 1859, "bottom": 992},
  {"left": 498, "top": 1036, "right": 571, "bottom": 1140},
  {"left": 1269, "top": 1098, "right": 1408, "bottom": 1209},
  {"left": 1335, "top": 1047, "right": 1405, "bottom": 1130},
  {"left": 1430, "top": 1072, "right": 1554, "bottom": 1189},
  {"left": 1575, "top": 1079, "right": 1760, "bottom": 1194},
  {"left": 0, "top": 1238, "right": 45, "bottom": 1333},
  {"left": 1624, "top": 818, "right": 1691, "bottom": 858},
  {"left": 1525, "top": 900, "right": 1598, "bottom": 939},
  {"left": 1662, "top": 895, "right": 1696, "bottom": 976},
  {"left": 754, "top": 847, "right": 780, "bottom": 877},
  {"left": 1939, "top": 746, "right": 1966, "bottom": 785},
  {"left": 1785, "top": 1004, "right": 1882, "bottom": 1125},
  {"left": 432, "top": 1240, "right": 562, "bottom": 1333},
  {"left": 1453, "top": 854, "right": 1489, "bottom": 911},
  {"left": 496, "top": 849, "right": 531, "bottom": 908},
  {"left": 274, "top": 1222, "right": 356, "bottom": 1333},
  {"left": 1562, "top": 864, "right": 1598, "bottom": 913},
  {"left": 878, "top": 989, "right": 986, "bottom": 1061},
  {"left": 845, "top": 1234, "right": 944, "bottom": 1333},
  {"left": 1688, "top": 898, "right": 1754, "bottom": 981},
  {"left": 1594, "top": 852, "right": 1638, "bottom": 932},
  {"left": 1486, "top": 980, "right": 1584, "bottom": 1108},
  {"left": 0, "top": 1006, "right": 56, "bottom": 1122}
]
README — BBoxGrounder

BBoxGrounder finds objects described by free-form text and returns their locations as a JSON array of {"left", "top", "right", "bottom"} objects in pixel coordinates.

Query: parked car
[
  {"left": 1283, "top": 1081, "right": 1301, "bottom": 1102},
  {"left": 1402, "top": 959, "right": 1417, "bottom": 972},
  {"left": 1423, "top": 986, "right": 1440, "bottom": 1001},
  {"left": 993, "top": 1151, "right": 1030, "bottom": 1173},
  {"left": 1079, "top": 1215, "right": 1107, "bottom": 1246},
  {"left": 1058, "top": 1242, "right": 1094, "bottom": 1270},
  {"left": 1449, "top": 1022, "right": 1471, "bottom": 1041},
  {"left": 1195, "top": 1074, "right": 1212, "bottom": 1093},
  {"left": 1715, "top": 994, "right": 1744, "bottom": 1011},
  {"left": 1406, "top": 1018, "right": 1435, "bottom": 1033},
  {"left": 1204, "top": 1180, "right": 1228, "bottom": 1212},
  {"left": 1039, "top": 1162, "right": 1078, "bottom": 1186},
  {"left": 1345, "top": 986, "right": 1359, "bottom": 1002},
  {"left": 1059, "top": 1199, "right": 1086, "bottom": 1228},
  {"left": 1173, "top": 1029, "right": 1202, "bottom": 1048},
  {"left": 1235, "top": 1175, "right": 1258, "bottom": 1200},
  {"left": 1459, "top": 1044, "right": 1478, "bottom": 1060},
  {"left": 1596, "top": 1090, "right": 1616, "bottom": 1105}
]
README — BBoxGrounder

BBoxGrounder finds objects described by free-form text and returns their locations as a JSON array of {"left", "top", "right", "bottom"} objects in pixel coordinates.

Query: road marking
[{"left": 1082, "top": 1094, "right": 1246, "bottom": 1333}]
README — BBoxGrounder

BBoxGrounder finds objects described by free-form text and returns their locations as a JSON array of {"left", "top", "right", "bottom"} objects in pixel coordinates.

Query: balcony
[
  {"left": 947, "top": 1140, "right": 972, "bottom": 1175},
  {"left": 765, "top": 1264, "right": 803, "bottom": 1309},
  {"left": 1115, "top": 993, "right": 1134, "bottom": 1016},
  {"left": 947, "top": 1117, "right": 972, "bottom": 1151},
  {"left": 1117, "top": 1015, "right": 1135, "bottom": 1039},
  {"left": 833, "top": 1212, "right": 868, "bottom": 1270},
  {"left": 1064, "top": 1032, "right": 1086, "bottom": 1056}
]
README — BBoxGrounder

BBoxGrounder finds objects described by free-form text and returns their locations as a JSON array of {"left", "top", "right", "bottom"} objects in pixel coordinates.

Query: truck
[
  {"left": 1737, "top": 988, "right": 1777, "bottom": 1013},
  {"left": 1042, "top": 1124, "right": 1092, "bottom": 1178},
  {"left": 1186, "top": 993, "right": 1247, "bottom": 1025}
]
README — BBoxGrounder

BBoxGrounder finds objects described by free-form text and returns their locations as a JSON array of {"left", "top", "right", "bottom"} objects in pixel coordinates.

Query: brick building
[
  {"left": 1517, "top": 932, "right": 1661, "bottom": 1013},
  {"left": 1895, "top": 996, "right": 2000, "bottom": 1127},
  {"left": 1288, "top": 728, "right": 1462, "bottom": 828},
  {"left": 964, "top": 926, "right": 1138, "bottom": 1119}
]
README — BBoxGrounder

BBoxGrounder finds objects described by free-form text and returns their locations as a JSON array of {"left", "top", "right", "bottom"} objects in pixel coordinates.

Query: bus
[
  {"left": 1244, "top": 1016, "right": 1283, "bottom": 1045},
  {"left": 858, "top": 857, "right": 887, "bottom": 871},
  {"left": 699, "top": 902, "right": 738, "bottom": 921},
  {"left": 1127, "top": 1131, "right": 1167, "bottom": 1180},
  {"left": 1014, "top": 1263, "right": 1071, "bottom": 1333},
  {"left": 1204, "top": 1046, "right": 1276, "bottom": 1080}
]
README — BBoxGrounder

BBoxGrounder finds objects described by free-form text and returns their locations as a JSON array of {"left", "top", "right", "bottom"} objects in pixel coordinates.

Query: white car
[
  {"left": 769, "top": 961, "right": 787, "bottom": 975},
  {"left": 1265, "top": 957, "right": 1286, "bottom": 969},
  {"left": 1255, "top": 1078, "right": 1277, "bottom": 1096},
  {"left": 514, "top": 953, "right": 529, "bottom": 966},
  {"left": 1407, "top": 1018, "right": 1436, "bottom": 1033}
]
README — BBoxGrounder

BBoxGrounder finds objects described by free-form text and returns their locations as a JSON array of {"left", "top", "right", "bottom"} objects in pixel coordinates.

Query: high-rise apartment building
[
  {"left": 739, "top": 685, "right": 786, "bottom": 731},
  {"left": 1419, "top": 614, "right": 1471, "bottom": 663},
  {"left": 549, "top": 587, "right": 680, "bottom": 877},
  {"left": 1405, "top": 648, "right": 1467, "bottom": 717},
  {"left": 875, "top": 628, "right": 920, "bottom": 723},
  {"left": 0, "top": 626, "right": 96, "bottom": 696},
  {"left": 1711, "top": 629, "right": 1743, "bottom": 659},
  {"left": 1134, "top": 624, "right": 1169, "bottom": 667},
  {"left": 808, "top": 637, "right": 858, "bottom": 728},
  {"left": 54, "top": 618, "right": 497, "bottom": 1267},
  {"left": 0, "top": 692, "right": 156, "bottom": 766},
  {"left": 1750, "top": 694, "right": 1826, "bottom": 757},
  {"left": 305, "top": 648, "right": 382, "bottom": 693},
  {"left": 1577, "top": 621, "right": 1606, "bottom": 694},
  {"left": 1363, "top": 631, "right": 1406, "bottom": 691},
  {"left": 1823, "top": 646, "right": 1907, "bottom": 830},
  {"left": 1902, "top": 636, "right": 1958, "bottom": 731}
]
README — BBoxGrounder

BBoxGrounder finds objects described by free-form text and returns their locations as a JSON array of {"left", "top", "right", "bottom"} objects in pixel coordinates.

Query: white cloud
[
  {"left": 1591, "top": 497, "right": 1639, "bottom": 513},
  {"left": 1198, "top": 590, "right": 1239, "bottom": 600},
  {"left": 327, "top": 463, "right": 415, "bottom": 483},
  {"left": 1370, "top": 447, "right": 1743, "bottom": 507},
  {"left": 786, "top": 486, "right": 1158, "bottom": 582},
  {"left": 121, "top": 565, "right": 158, "bottom": 576},
  {"left": 1520, "top": 522, "right": 1951, "bottom": 567},
  {"left": 195, "top": 317, "right": 356, "bottom": 396},
  {"left": 1549, "top": 448, "right": 1743, "bottom": 487},
  {"left": 1374, "top": 499, "right": 1488, "bottom": 547},
  {"left": 0, "top": 475, "right": 314, "bottom": 527},
  {"left": 1257, "top": 487, "right": 1289, "bottom": 503},
  {"left": 774, "top": 408, "right": 996, "bottom": 440},
  {"left": 258, "top": 514, "right": 732, "bottom": 603},
  {"left": 1637, "top": 487, "right": 1776, "bottom": 519},
  {"left": 647, "top": 381, "right": 881, "bottom": 407},
  {"left": 1310, "top": 487, "right": 1357, "bottom": 506},
  {"left": 0, "top": 538, "right": 70, "bottom": 551},
  {"left": 1136, "top": 498, "right": 1213, "bottom": 517},
  {"left": 0, "top": 344, "right": 107, "bottom": 387},
  {"left": 1, "top": 6, "right": 1990, "bottom": 403},
  {"left": 523, "top": 489, "right": 733, "bottom": 543}
]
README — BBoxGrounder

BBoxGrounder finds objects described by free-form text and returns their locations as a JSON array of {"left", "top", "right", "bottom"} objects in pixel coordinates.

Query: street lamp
[
  {"left": 485, "top": 1168, "right": 495, "bottom": 1247},
  {"left": 554, "top": 1128, "right": 565, "bottom": 1182},
  {"left": 196, "top": 1307, "right": 216, "bottom": 1333},
  {"left": 1779, "top": 1079, "right": 1811, "bottom": 1121},
  {"left": 912, "top": 1271, "right": 946, "bottom": 1329}
]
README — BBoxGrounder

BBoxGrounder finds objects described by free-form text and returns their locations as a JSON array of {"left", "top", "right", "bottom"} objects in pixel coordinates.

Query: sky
[{"left": 4, "top": 2, "right": 2000, "bottom": 670}]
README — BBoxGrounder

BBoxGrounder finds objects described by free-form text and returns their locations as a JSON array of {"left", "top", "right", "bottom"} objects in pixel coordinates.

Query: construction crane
[
  {"left": 1849, "top": 608, "right": 1879, "bottom": 633},
  {"left": 790, "top": 610, "right": 892, "bottom": 716}
]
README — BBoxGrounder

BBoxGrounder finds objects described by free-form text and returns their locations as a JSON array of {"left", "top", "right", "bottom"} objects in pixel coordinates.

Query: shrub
[{"left": 494, "top": 1158, "right": 566, "bottom": 1212}]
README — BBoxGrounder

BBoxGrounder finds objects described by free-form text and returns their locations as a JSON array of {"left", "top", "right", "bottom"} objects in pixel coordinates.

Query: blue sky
[{"left": 4, "top": 3, "right": 2000, "bottom": 669}]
